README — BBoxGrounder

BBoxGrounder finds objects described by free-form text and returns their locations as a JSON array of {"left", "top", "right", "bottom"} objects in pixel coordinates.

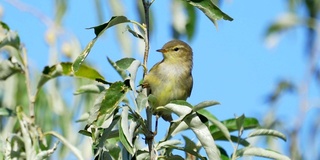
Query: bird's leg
[{"left": 154, "top": 115, "right": 159, "bottom": 136}]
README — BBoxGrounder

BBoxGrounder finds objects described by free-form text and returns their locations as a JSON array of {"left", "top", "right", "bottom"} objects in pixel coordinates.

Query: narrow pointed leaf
[
  {"left": 107, "top": 57, "right": 127, "bottom": 79},
  {"left": 236, "top": 114, "right": 246, "bottom": 131},
  {"left": 72, "top": 16, "right": 130, "bottom": 72},
  {"left": 0, "top": 23, "right": 21, "bottom": 49},
  {"left": 37, "top": 62, "right": 105, "bottom": 89},
  {"left": 187, "top": 0, "right": 233, "bottom": 27},
  {"left": 156, "top": 139, "right": 181, "bottom": 150},
  {"left": 115, "top": 58, "right": 136, "bottom": 70},
  {"left": 0, "top": 22, "right": 10, "bottom": 30},
  {"left": 198, "top": 109, "right": 231, "bottom": 143},
  {"left": 136, "top": 92, "right": 148, "bottom": 112},
  {"left": 86, "top": 92, "right": 106, "bottom": 125},
  {"left": 247, "top": 129, "right": 287, "bottom": 141},
  {"left": 166, "top": 120, "right": 189, "bottom": 139},
  {"left": 193, "top": 100, "right": 220, "bottom": 111},
  {"left": 126, "top": 25, "right": 144, "bottom": 39},
  {"left": 214, "top": 117, "right": 260, "bottom": 133},
  {"left": 0, "top": 107, "right": 15, "bottom": 116},
  {"left": 185, "top": 2, "right": 197, "bottom": 40},
  {"left": 99, "top": 81, "right": 129, "bottom": 115},
  {"left": 166, "top": 146, "right": 206, "bottom": 160},
  {"left": 182, "top": 135, "right": 206, "bottom": 159},
  {"left": 213, "top": 135, "right": 250, "bottom": 147},
  {"left": 119, "top": 107, "right": 134, "bottom": 155},
  {"left": 74, "top": 84, "right": 107, "bottom": 95},
  {"left": 110, "top": 57, "right": 141, "bottom": 79},
  {"left": 164, "top": 102, "right": 221, "bottom": 159},
  {"left": 235, "top": 147, "right": 290, "bottom": 160},
  {"left": 0, "top": 58, "right": 23, "bottom": 80}
]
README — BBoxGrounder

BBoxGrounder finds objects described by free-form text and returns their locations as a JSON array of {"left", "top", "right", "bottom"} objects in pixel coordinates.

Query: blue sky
[{"left": 1, "top": 0, "right": 311, "bottom": 158}]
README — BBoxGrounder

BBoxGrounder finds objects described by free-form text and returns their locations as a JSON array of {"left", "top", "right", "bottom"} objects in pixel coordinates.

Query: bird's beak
[{"left": 156, "top": 48, "right": 166, "bottom": 53}]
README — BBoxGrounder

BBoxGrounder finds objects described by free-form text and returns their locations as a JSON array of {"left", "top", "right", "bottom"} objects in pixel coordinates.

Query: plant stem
[
  {"left": 141, "top": 0, "right": 155, "bottom": 158},
  {"left": 22, "top": 47, "right": 35, "bottom": 121},
  {"left": 142, "top": 0, "right": 154, "bottom": 77}
]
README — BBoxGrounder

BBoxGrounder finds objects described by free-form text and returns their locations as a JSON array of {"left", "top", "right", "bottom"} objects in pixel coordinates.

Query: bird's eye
[{"left": 173, "top": 47, "right": 179, "bottom": 51}]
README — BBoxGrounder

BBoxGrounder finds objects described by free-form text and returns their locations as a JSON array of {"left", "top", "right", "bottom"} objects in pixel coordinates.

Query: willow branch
[
  {"left": 21, "top": 47, "right": 35, "bottom": 121},
  {"left": 141, "top": 0, "right": 155, "bottom": 158}
]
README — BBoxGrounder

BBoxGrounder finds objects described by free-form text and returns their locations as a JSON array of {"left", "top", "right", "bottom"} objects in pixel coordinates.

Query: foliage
[
  {"left": 263, "top": 0, "right": 320, "bottom": 159},
  {"left": 0, "top": 0, "right": 290, "bottom": 160}
]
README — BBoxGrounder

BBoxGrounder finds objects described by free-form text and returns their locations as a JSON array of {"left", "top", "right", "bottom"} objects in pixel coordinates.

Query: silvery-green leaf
[
  {"left": 0, "top": 58, "right": 23, "bottom": 80},
  {"left": 164, "top": 102, "right": 221, "bottom": 160},
  {"left": 119, "top": 107, "right": 134, "bottom": 155},
  {"left": 247, "top": 129, "right": 287, "bottom": 141},
  {"left": 234, "top": 147, "right": 290, "bottom": 160}
]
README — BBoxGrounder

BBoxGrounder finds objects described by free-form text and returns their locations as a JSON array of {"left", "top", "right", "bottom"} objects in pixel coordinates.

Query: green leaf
[
  {"left": 234, "top": 147, "right": 290, "bottom": 160},
  {"left": 165, "top": 100, "right": 201, "bottom": 139},
  {"left": 266, "top": 80, "right": 295, "bottom": 103},
  {"left": 170, "top": 100, "right": 193, "bottom": 108},
  {"left": 213, "top": 135, "right": 250, "bottom": 147},
  {"left": 90, "top": 16, "right": 131, "bottom": 37},
  {"left": 265, "top": 13, "right": 299, "bottom": 38},
  {"left": 54, "top": 0, "right": 67, "bottom": 25},
  {"left": 236, "top": 114, "right": 246, "bottom": 132},
  {"left": 126, "top": 25, "right": 144, "bottom": 39},
  {"left": 78, "top": 130, "right": 92, "bottom": 137},
  {"left": 76, "top": 112, "right": 90, "bottom": 122},
  {"left": 166, "top": 120, "right": 189, "bottom": 139},
  {"left": 98, "top": 113, "right": 115, "bottom": 128},
  {"left": 0, "top": 58, "right": 23, "bottom": 80},
  {"left": 164, "top": 102, "right": 221, "bottom": 159},
  {"left": 99, "top": 81, "right": 129, "bottom": 115},
  {"left": 96, "top": 116, "right": 120, "bottom": 148},
  {"left": 160, "top": 155, "right": 185, "bottom": 160},
  {"left": 157, "top": 139, "right": 206, "bottom": 160},
  {"left": 217, "top": 117, "right": 260, "bottom": 133},
  {"left": 37, "top": 62, "right": 105, "bottom": 89},
  {"left": 186, "top": 0, "right": 233, "bottom": 27},
  {"left": 173, "top": 148, "right": 204, "bottom": 160},
  {"left": 119, "top": 107, "right": 134, "bottom": 155},
  {"left": 156, "top": 139, "right": 181, "bottom": 150},
  {"left": 247, "top": 129, "right": 287, "bottom": 142},
  {"left": 198, "top": 109, "right": 232, "bottom": 143},
  {"left": 72, "top": 16, "right": 130, "bottom": 72},
  {"left": 86, "top": 92, "right": 106, "bottom": 125},
  {"left": 185, "top": 2, "right": 197, "bottom": 40},
  {"left": 0, "top": 21, "right": 10, "bottom": 30},
  {"left": 104, "top": 137, "right": 121, "bottom": 159},
  {"left": 74, "top": 84, "right": 107, "bottom": 95},
  {"left": 107, "top": 57, "right": 127, "bottom": 79},
  {"left": 0, "top": 107, "right": 15, "bottom": 116},
  {"left": 109, "top": 57, "right": 141, "bottom": 81},
  {"left": 115, "top": 58, "right": 136, "bottom": 70},
  {"left": 0, "top": 26, "right": 21, "bottom": 49},
  {"left": 193, "top": 100, "right": 220, "bottom": 111},
  {"left": 182, "top": 135, "right": 197, "bottom": 151},
  {"left": 136, "top": 92, "right": 148, "bottom": 112},
  {"left": 182, "top": 135, "right": 206, "bottom": 159}
]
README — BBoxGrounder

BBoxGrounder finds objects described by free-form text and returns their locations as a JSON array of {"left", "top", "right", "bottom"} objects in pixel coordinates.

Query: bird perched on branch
[{"left": 142, "top": 39, "right": 193, "bottom": 121}]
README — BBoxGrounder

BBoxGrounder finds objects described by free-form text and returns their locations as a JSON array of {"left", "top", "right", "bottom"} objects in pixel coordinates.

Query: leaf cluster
[{"left": 0, "top": 1, "right": 291, "bottom": 160}]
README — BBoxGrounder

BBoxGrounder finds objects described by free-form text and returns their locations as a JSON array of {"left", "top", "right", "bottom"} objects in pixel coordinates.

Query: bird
[{"left": 142, "top": 39, "right": 193, "bottom": 121}]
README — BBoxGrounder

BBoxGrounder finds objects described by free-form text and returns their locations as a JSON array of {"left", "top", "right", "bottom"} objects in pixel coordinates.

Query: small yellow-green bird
[{"left": 143, "top": 40, "right": 193, "bottom": 121}]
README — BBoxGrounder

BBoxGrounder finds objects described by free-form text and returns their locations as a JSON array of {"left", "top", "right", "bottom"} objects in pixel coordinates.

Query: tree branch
[{"left": 141, "top": 0, "right": 156, "bottom": 159}]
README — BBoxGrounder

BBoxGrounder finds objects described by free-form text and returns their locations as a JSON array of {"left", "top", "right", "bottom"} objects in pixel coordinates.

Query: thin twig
[
  {"left": 141, "top": 0, "right": 155, "bottom": 158},
  {"left": 142, "top": 0, "right": 152, "bottom": 77},
  {"left": 21, "top": 47, "right": 35, "bottom": 121}
]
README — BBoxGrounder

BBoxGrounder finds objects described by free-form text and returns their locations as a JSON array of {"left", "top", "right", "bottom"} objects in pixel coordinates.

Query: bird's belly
[{"left": 150, "top": 75, "right": 189, "bottom": 106}]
